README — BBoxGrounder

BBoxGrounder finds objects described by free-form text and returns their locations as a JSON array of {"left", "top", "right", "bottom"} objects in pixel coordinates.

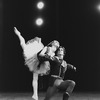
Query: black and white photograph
[{"left": 0, "top": 0, "right": 100, "bottom": 100}]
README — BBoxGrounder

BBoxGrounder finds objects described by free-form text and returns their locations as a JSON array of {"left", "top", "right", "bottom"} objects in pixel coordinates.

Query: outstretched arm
[
  {"left": 67, "top": 63, "right": 76, "bottom": 71},
  {"left": 61, "top": 60, "right": 76, "bottom": 72},
  {"left": 14, "top": 27, "right": 26, "bottom": 49}
]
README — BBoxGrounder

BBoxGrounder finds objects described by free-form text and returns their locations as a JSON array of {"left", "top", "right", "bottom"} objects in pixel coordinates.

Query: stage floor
[{"left": 0, "top": 92, "right": 100, "bottom": 100}]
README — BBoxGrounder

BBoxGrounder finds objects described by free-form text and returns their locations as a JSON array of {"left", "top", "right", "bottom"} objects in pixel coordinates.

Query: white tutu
[
  {"left": 23, "top": 37, "right": 44, "bottom": 60},
  {"left": 23, "top": 37, "right": 50, "bottom": 75}
]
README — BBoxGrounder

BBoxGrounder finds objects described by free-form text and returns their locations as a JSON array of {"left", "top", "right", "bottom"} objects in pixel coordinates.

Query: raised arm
[{"left": 39, "top": 46, "right": 48, "bottom": 56}]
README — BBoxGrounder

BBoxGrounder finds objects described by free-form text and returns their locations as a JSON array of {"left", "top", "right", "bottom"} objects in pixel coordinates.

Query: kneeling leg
[{"left": 58, "top": 80, "right": 75, "bottom": 100}]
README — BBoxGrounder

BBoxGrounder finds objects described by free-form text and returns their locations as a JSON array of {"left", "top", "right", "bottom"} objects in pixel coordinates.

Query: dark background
[{"left": 0, "top": 0, "right": 100, "bottom": 93}]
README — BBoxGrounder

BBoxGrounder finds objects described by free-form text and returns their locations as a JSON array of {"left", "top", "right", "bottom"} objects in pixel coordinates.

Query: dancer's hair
[
  {"left": 47, "top": 40, "right": 60, "bottom": 49},
  {"left": 56, "top": 46, "right": 66, "bottom": 56}
]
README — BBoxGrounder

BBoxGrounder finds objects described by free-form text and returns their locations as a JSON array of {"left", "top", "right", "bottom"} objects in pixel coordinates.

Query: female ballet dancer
[{"left": 14, "top": 27, "right": 60, "bottom": 100}]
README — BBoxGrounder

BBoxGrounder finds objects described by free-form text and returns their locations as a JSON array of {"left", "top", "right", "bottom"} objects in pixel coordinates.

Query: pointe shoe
[
  {"left": 14, "top": 27, "right": 21, "bottom": 36},
  {"left": 32, "top": 95, "right": 38, "bottom": 100}
]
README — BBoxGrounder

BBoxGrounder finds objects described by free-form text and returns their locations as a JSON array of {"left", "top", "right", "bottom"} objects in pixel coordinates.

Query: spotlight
[
  {"left": 94, "top": 2, "right": 100, "bottom": 13},
  {"left": 35, "top": 18, "right": 43, "bottom": 26},
  {"left": 97, "top": 4, "right": 100, "bottom": 11},
  {"left": 37, "top": 1, "right": 44, "bottom": 9}
]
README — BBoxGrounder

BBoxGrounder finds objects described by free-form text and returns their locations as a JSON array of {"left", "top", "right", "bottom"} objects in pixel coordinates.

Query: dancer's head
[
  {"left": 47, "top": 40, "right": 60, "bottom": 52},
  {"left": 56, "top": 46, "right": 66, "bottom": 59},
  {"left": 52, "top": 40, "right": 59, "bottom": 48}
]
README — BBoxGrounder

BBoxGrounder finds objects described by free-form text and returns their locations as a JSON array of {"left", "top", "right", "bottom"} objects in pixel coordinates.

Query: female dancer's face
[
  {"left": 52, "top": 41, "right": 59, "bottom": 48},
  {"left": 47, "top": 46, "right": 57, "bottom": 54},
  {"left": 51, "top": 41, "right": 59, "bottom": 52},
  {"left": 51, "top": 46, "right": 57, "bottom": 52}
]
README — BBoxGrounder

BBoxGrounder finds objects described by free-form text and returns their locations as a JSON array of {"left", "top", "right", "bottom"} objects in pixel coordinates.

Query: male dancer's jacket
[{"left": 37, "top": 53, "right": 74, "bottom": 79}]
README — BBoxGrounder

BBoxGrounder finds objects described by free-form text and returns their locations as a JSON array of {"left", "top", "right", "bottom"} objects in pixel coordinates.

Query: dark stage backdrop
[
  {"left": 0, "top": 0, "right": 3, "bottom": 92},
  {"left": 1, "top": 0, "right": 100, "bottom": 93}
]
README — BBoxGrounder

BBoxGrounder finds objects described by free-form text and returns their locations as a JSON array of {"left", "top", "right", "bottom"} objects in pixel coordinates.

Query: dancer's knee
[
  {"left": 70, "top": 81, "right": 75, "bottom": 87},
  {"left": 65, "top": 80, "right": 75, "bottom": 94}
]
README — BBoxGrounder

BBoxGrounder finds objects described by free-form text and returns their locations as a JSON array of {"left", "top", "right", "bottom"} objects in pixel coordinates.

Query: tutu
[
  {"left": 23, "top": 37, "right": 44, "bottom": 60},
  {"left": 23, "top": 37, "right": 50, "bottom": 75}
]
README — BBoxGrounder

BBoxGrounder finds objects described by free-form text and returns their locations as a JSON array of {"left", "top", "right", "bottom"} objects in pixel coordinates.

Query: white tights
[{"left": 32, "top": 73, "right": 38, "bottom": 100}]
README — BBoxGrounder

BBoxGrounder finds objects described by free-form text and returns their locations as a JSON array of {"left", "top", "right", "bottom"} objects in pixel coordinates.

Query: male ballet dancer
[{"left": 38, "top": 46, "right": 76, "bottom": 100}]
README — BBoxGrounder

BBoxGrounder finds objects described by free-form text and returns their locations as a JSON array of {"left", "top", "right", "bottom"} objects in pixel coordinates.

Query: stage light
[
  {"left": 97, "top": 4, "right": 100, "bottom": 11},
  {"left": 94, "top": 2, "right": 100, "bottom": 13},
  {"left": 37, "top": 1, "right": 44, "bottom": 9},
  {"left": 35, "top": 18, "right": 43, "bottom": 26}
]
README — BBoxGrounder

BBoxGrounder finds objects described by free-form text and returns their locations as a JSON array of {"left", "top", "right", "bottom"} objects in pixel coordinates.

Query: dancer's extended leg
[
  {"left": 14, "top": 27, "right": 26, "bottom": 49},
  {"left": 32, "top": 72, "right": 38, "bottom": 100}
]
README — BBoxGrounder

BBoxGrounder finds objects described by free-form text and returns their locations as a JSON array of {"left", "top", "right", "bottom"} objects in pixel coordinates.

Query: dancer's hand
[
  {"left": 45, "top": 54, "right": 55, "bottom": 61},
  {"left": 73, "top": 67, "right": 76, "bottom": 71},
  {"left": 61, "top": 60, "right": 67, "bottom": 67},
  {"left": 67, "top": 64, "right": 76, "bottom": 71},
  {"left": 45, "top": 54, "right": 50, "bottom": 59}
]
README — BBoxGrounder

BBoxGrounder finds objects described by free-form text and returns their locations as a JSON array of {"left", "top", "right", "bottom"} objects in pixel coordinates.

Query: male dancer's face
[{"left": 57, "top": 48, "right": 64, "bottom": 59}]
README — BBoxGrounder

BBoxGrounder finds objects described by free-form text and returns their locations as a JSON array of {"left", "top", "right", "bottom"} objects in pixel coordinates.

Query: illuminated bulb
[
  {"left": 37, "top": 1, "right": 44, "bottom": 9},
  {"left": 35, "top": 18, "right": 43, "bottom": 26}
]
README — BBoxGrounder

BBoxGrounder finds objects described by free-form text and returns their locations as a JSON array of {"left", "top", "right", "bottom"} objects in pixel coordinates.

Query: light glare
[
  {"left": 97, "top": 4, "right": 100, "bottom": 11},
  {"left": 35, "top": 18, "right": 43, "bottom": 26},
  {"left": 37, "top": 2, "right": 44, "bottom": 9}
]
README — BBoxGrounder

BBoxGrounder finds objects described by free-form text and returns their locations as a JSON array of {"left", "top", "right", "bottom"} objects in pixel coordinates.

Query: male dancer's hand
[
  {"left": 73, "top": 67, "right": 76, "bottom": 71},
  {"left": 67, "top": 64, "right": 76, "bottom": 71}
]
